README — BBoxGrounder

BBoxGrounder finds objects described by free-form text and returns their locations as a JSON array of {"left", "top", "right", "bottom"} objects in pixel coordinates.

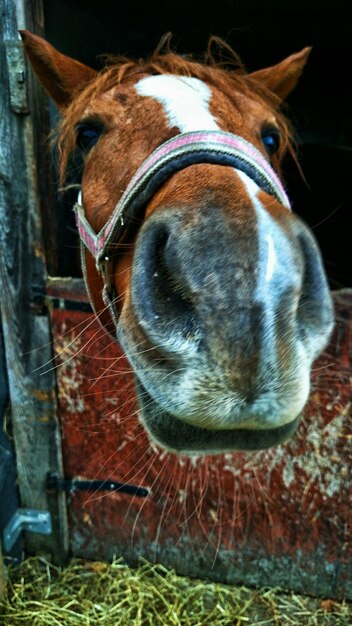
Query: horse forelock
[{"left": 56, "top": 40, "right": 296, "bottom": 185}]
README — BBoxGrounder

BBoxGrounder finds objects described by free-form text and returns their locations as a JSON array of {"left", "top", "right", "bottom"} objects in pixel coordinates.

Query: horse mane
[{"left": 57, "top": 36, "right": 295, "bottom": 183}]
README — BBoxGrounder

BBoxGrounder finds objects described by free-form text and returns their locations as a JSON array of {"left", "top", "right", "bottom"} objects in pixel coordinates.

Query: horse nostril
[
  {"left": 296, "top": 223, "right": 334, "bottom": 356},
  {"left": 132, "top": 222, "right": 200, "bottom": 346}
]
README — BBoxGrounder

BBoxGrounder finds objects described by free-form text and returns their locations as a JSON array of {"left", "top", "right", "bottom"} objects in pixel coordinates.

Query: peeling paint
[
  {"left": 54, "top": 329, "right": 87, "bottom": 414},
  {"left": 32, "top": 389, "right": 52, "bottom": 402}
]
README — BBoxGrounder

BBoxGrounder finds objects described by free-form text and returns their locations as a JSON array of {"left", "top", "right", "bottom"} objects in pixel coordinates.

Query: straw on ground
[{"left": 0, "top": 557, "right": 350, "bottom": 625}]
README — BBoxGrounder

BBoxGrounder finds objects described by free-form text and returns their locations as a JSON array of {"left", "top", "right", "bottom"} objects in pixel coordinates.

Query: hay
[{"left": 0, "top": 557, "right": 351, "bottom": 625}]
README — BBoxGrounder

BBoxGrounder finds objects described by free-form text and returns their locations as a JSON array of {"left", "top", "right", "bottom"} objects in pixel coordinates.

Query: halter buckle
[
  {"left": 99, "top": 255, "right": 112, "bottom": 293},
  {"left": 99, "top": 254, "right": 120, "bottom": 330}
]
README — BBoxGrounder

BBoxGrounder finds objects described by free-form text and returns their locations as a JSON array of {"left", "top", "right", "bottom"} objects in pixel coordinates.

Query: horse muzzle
[{"left": 117, "top": 183, "right": 333, "bottom": 453}]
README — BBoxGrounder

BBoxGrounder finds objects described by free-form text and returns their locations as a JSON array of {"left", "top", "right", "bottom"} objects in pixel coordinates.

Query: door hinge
[
  {"left": 3, "top": 508, "right": 52, "bottom": 552},
  {"left": 46, "top": 472, "right": 149, "bottom": 498}
]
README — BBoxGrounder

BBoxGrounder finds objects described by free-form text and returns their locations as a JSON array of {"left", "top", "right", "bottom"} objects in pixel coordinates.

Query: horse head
[{"left": 21, "top": 31, "right": 333, "bottom": 454}]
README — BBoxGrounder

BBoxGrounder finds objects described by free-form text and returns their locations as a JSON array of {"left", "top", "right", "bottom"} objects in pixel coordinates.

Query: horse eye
[
  {"left": 76, "top": 125, "right": 102, "bottom": 152},
  {"left": 261, "top": 128, "right": 281, "bottom": 156}
]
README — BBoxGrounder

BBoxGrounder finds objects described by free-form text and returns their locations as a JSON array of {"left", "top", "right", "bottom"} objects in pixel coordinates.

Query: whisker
[
  {"left": 130, "top": 453, "right": 170, "bottom": 547},
  {"left": 311, "top": 204, "right": 342, "bottom": 229},
  {"left": 151, "top": 458, "right": 178, "bottom": 561},
  {"left": 37, "top": 287, "right": 129, "bottom": 375}
]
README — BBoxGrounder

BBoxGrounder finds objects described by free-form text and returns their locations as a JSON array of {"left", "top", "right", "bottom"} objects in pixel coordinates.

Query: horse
[{"left": 21, "top": 30, "right": 333, "bottom": 455}]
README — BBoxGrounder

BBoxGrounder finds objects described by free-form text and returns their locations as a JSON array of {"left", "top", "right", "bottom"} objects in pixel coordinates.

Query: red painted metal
[{"left": 48, "top": 281, "right": 351, "bottom": 598}]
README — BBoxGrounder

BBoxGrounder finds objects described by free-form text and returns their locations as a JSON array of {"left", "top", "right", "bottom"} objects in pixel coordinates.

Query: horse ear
[
  {"left": 250, "top": 47, "right": 312, "bottom": 100},
  {"left": 20, "top": 30, "right": 97, "bottom": 109}
]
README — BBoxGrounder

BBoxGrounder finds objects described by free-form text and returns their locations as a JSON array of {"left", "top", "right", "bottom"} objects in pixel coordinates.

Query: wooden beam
[{"left": 0, "top": 0, "right": 68, "bottom": 562}]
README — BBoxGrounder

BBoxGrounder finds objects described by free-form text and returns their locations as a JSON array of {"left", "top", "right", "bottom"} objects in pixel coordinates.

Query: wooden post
[{"left": 0, "top": 0, "right": 68, "bottom": 561}]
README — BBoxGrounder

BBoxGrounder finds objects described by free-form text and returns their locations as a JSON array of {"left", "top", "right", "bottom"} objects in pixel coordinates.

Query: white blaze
[
  {"left": 265, "top": 233, "right": 277, "bottom": 282},
  {"left": 236, "top": 170, "right": 260, "bottom": 202},
  {"left": 135, "top": 75, "right": 219, "bottom": 132}
]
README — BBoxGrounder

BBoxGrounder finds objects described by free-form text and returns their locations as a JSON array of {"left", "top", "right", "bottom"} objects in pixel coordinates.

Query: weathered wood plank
[{"left": 0, "top": 0, "right": 68, "bottom": 561}]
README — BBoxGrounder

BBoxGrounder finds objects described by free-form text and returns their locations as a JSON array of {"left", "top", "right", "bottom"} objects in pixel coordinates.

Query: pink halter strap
[{"left": 74, "top": 130, "right": 291, "bottom": 330}]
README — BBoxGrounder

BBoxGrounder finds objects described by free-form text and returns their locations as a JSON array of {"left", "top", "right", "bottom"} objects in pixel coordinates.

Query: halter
[{"left": 74, "top": 130, "right": 291, "bottom": 332}]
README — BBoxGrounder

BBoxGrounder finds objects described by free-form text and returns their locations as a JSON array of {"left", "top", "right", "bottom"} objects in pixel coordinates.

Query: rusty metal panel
[{"left": 49, "top": 281, "right": 351, "bottom": 599}]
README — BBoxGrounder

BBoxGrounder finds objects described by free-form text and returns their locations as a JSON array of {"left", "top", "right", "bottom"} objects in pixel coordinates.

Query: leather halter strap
[{"left": 74, "top": 130, "right": 291, "bottom": 331}]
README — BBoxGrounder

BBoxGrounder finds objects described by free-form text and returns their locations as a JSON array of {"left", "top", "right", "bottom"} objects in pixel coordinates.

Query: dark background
[{"left": 43, "top": 0, "right": 352, "bottom": 287}]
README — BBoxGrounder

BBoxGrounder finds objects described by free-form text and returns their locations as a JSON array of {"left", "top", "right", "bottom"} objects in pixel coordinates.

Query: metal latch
[
  {"left": 3, "top": 508, "right": 52, "bottom": 552},
  {"left": 46, "top": 472, "right": 149, "bottom": 497}
]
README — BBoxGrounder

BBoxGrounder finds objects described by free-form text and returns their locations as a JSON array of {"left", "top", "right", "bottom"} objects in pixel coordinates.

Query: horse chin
[{"left": 134, "top": 379, "right": 300, "bottom": 454}]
